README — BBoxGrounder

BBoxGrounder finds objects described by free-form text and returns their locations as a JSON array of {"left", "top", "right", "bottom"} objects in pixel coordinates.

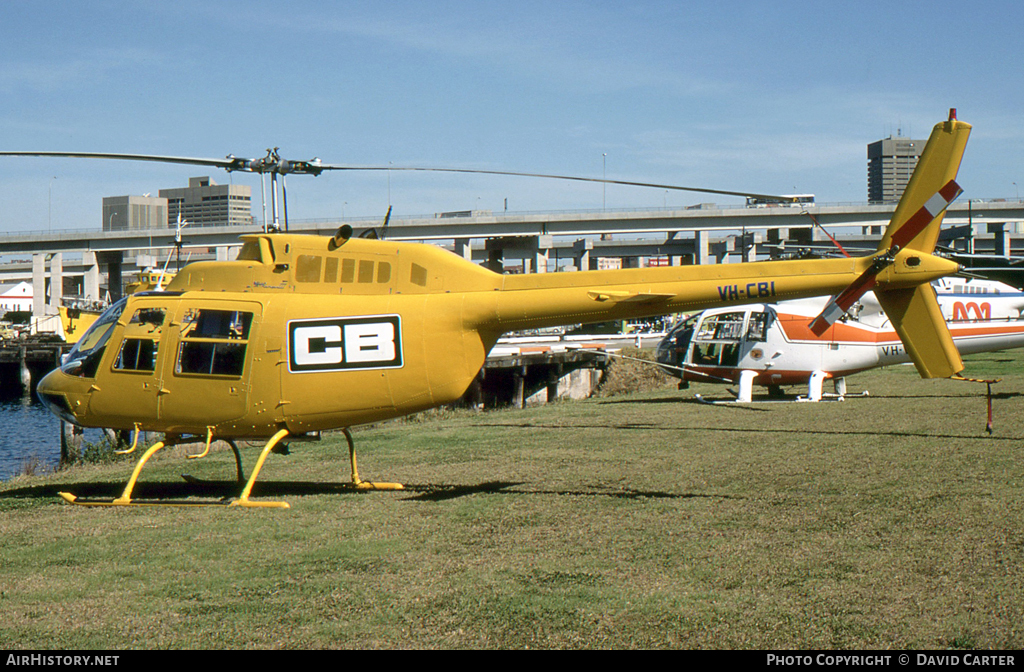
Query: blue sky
[{"left": 1, "top": 0, "right": 1021, "bottom": 232}]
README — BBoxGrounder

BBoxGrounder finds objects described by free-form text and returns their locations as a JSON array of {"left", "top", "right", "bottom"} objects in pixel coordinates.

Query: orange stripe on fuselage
[
  {"left": 777, "top": 314, "right": 897, "bottom": 344},
  {"left": 777, "top": 314, "right": 1024, "bottom": 345}
]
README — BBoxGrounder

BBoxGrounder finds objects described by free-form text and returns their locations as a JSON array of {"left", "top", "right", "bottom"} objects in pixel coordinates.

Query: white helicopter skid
[{"left": 694, "top": 370, "right": 870, "bottom": 404}]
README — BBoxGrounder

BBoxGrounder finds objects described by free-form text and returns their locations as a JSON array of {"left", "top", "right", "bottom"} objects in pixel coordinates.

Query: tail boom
[{"left": 470, "top": 251, "right": 956, "bottom": 334}]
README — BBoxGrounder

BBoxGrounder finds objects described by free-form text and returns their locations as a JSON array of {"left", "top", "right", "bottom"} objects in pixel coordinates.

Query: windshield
[
  {"left": 60, "top": 297, "right": 127, "bottom": 377},
  {"left": 656, "top": 314, "right": 699, "bottom": 372}
]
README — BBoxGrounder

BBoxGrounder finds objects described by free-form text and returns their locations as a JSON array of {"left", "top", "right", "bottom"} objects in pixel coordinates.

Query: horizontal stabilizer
[{"left": 875, "top": 284, "right": 963, "bottom": 379}]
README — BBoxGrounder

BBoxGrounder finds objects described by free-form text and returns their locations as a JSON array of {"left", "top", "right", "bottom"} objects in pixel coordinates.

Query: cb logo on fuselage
[{"left": 288, "top": 315, "right": 403, "bottom": 373}]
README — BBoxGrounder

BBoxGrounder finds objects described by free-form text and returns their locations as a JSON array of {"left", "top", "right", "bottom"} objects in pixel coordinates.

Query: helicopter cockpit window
[
  {"left": 236, "top": 240, "right": 262, "bottom": 262},
  {"left": 691, "top": 312, "right": 745, "bottom": 368},
  {"left": 112, "top": 307, "right": 166, "bottom": 373},
  {"left": 176, "top": 309, "right": 254, "bottom": 377},
  {"left": 59, "top": 297, "right": 128, "bottom": 378},
  {"left": 691, "top": 341, "right": 741, "bottom": 367},
  {"left": 745, "top": 312, "right": 770, "bottom": 342},
  {"left": 115, "top": 338, "right": 157, "bottom": 372}
]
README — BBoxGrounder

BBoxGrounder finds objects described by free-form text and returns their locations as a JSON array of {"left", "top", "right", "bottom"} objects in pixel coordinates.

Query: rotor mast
[{"left": 225, "top": 147, "right": 324, "bottom": 232}]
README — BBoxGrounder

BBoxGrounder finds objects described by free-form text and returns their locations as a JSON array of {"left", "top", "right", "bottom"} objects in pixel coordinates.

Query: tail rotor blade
[{"left": 808, "top": 179, "right": 964, "bottom": 336}]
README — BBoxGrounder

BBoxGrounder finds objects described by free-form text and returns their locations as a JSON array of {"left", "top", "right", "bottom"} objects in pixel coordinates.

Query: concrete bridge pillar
[
  {"left": 82, "top": 251, "right": 100, "bottom": 300},
  {"left": 710, "top": 241, "right": 729, "bottom": 264},
  {"left": 767, "top": 228, "right": 788, "bottom": 255},
  {"left": 32, "top": 254, "right": 45, "bottom": 319},
  {"left": 486, "top": 247, "right": 503, "bottom": 273},
  {"left": 533, "top": 235, "right": 552, "bottom": 273},
  {"left": 455, "top": 239, "right": 473, "bottom": 262},
  {"left": 735, "top": 232, "right": 760, "bottom": 262},
  {"left": 694, "top": 230, "right": 711, "bottom": 265},
  {"left": 48, "top": 253, "right": 63, "bottom": 312},
  {"left": 990, "top": 223, "right": 1011, "bottom": 257},
  {"left": 573, "top": 239, "right": 594, "bottom": 271},
  {"left": 98, "top": 250, "right": 124, "bottom": 301}
]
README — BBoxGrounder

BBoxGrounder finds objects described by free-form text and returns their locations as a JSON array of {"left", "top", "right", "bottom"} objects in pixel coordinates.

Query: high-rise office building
[
  {"left": 159, "top": 176, "right": 253, "bottom": 228},
  {"left": 867, "top": 135, "right": 924, "bottom": 203}
]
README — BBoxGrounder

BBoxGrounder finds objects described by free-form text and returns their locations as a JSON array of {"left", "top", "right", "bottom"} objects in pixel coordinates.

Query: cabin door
[{"left": 157, "top": 301, "right": 262, "bottom": 429}]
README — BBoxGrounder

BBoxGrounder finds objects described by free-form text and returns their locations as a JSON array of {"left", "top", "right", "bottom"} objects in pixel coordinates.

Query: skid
[
  {"left": 58, "top": 492, "right": 290, "bottom": 508},
  {"left": 57, "top": 428, "right": 293, "bottom": 509},
  {"left": 57, "top": 426, "right": 404, "bottom": 508}
]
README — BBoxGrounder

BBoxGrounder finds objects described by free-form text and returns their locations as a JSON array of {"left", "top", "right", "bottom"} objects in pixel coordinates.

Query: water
[
  {"left": 0, "top": 385, "right": 116, "bottom": 480},
  {"left": 0, "top": 396, "right": 63, "bottom": 480}
]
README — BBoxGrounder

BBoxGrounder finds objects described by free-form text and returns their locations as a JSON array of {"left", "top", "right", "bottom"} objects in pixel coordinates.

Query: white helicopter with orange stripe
[{"left": 656, "top": 277, "right": 1024, "bottom": 402}]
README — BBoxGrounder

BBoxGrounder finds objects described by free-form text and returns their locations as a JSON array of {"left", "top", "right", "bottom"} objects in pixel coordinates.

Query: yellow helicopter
[{"left": 5, "top": 112, "right": 970, "bottom": 508}]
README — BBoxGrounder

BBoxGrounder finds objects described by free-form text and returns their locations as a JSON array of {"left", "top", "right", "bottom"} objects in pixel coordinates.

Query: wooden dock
[{"left": 0, "top": 337, "right": 72, "bottom": 396}]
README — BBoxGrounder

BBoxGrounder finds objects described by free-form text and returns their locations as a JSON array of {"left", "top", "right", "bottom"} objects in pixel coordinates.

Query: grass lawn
[{"left": 1, "top": 350, "right": 1022, "bottom": 649}]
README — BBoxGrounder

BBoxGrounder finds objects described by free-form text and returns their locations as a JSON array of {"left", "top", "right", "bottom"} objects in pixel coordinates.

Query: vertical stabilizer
[{"left": 877, "top": 110, "right": 971, "bottom": 254}]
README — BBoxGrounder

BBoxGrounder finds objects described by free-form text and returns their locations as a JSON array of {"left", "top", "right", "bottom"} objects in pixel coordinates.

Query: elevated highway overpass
[{"left": 3, "top": 199, "right": 1023, "bottom": 320}]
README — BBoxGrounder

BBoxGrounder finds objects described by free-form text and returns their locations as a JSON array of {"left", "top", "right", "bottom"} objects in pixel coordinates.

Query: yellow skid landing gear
[
  {"left": 343, "top": 427, "right": 404, "bottom": 491},
  {"left": 57, "top": 429, "right": 291, "bottom": 509}
]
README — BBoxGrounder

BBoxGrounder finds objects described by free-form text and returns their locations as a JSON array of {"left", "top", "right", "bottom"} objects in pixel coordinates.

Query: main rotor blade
[
  {"left": 0, "top": 150, "right": 241, "bottom": 171},
  {"left": 0, "top": 150, "right": 794, "bottom": 202},
  {"left": 0, "top": 150, "right": 325, "bottom": 175},
  {"left": 317, "top": 163, "right": 792, "bottom": 202}
]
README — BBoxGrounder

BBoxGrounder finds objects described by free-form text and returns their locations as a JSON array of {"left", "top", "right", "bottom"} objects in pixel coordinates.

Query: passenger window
[
  {"left": 411, "top": 263, "right": 428, "bottom": 287},
  {"left": 377, "top": 261, "right": 391, "bottom": 284},
  {"left": 340, "top": 258, "right": 355, "bottom": 283},
  {"left": 176, "top": 309, "right": 254, "bottom": 378},
  {"left": 296, "top": 255, "right": 322, "bottom": 283},
  {"left": 180, "top": 309, "right": 252, "bottom": 340},
  {"left": 177, "top": 341, "right": 247, "bottom": 376},
  {"left": 324, "top": 257, "right": 339, "bottom": 283},
  {"left": 745, "top": 312, "right": 769, "bottom": 342},
  {"left": 358, "top": 260, "right": 374, "bottom": 283}
]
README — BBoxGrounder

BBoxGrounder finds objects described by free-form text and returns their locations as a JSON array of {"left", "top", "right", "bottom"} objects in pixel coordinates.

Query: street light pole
[
  {"left": 48, "top": 176, "right": 56, "bottom": 231},
  {"left": 602, "top": 153, "right": 607, "bottom": 211}
]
